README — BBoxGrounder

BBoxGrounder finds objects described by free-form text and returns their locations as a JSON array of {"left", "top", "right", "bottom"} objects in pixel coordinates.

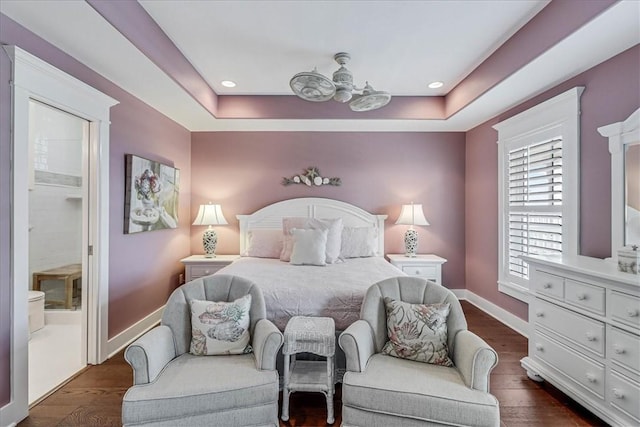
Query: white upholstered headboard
[{"left": 236, "top": 197, "right": 387, "bottom": 256}]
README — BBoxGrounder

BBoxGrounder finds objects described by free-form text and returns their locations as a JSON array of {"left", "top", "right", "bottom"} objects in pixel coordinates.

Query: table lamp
[
  {"left": 192, "top": 203, "right": 228, "bottom": 257},
  {"left": 395, "top": 202, "right": 429, "bottom": 257}
]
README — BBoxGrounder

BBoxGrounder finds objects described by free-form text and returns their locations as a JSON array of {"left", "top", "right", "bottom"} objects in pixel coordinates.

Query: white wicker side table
[{"left": 281, "top": 316, "right": 336, "bottom": 424}]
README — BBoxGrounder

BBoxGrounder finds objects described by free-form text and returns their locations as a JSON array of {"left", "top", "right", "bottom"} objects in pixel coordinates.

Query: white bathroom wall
[{"left": 28, "top": 101, "right": 85, "bottom": 286}]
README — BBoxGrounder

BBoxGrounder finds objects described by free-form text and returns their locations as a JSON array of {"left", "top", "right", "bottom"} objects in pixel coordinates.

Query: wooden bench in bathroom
[{"left": 32, "top": 264, "right": 82, "bottom": 309}]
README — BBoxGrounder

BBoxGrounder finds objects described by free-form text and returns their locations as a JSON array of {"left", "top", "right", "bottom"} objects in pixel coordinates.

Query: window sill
[{"left": 497, "top": 280, "right": 530, "bottom": 303}]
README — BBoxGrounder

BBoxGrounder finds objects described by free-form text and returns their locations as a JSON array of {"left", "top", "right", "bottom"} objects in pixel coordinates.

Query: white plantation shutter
[
  {"left": 494, "top": 87, "right": 582, "bottom": 302},
  {"left": 508, "top": 138, "right": 563, "bottom": 279}
]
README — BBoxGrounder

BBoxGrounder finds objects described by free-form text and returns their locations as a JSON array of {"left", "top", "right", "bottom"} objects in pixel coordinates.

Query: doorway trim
[{"left": 2, "top": 46, "right": 118, "bottom": 424}]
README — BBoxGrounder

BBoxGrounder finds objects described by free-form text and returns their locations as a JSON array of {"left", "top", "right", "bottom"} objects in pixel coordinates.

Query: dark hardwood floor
[{"left": 19, "top": 301, "right": 607, "bottom": 427}]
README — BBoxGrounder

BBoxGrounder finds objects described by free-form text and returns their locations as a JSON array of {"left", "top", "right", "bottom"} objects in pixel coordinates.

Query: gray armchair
[
  {"left": 122, "top": 275, "right": 284, "bottom": 427},
  {"left": 339, "top": 277, "right": 500, "bottom": 427}
]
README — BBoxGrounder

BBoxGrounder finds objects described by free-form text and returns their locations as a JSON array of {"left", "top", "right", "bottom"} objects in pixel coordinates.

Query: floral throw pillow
[
  {"left": 189, "top": 295, "right": 252, "bottom": 356},
  {"left": 381, "top": 297, "right": 453, "bottom": 366}
]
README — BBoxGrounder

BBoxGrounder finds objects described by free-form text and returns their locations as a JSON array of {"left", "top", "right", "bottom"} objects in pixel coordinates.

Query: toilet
[{"left": 28, "top": 290, "right": 45, "bottom": 335}]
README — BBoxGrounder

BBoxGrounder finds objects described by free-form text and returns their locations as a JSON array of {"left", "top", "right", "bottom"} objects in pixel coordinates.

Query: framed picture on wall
[{"left": 124, "top": 154, "right": 180, "bottom": 234}]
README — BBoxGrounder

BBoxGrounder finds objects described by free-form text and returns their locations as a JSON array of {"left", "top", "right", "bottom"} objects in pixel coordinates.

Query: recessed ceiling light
[
  {"left": 428, "top": 81, "right": 444, "bottom": 89},
  {"left": 221, "top": 80, "right": 236, "bottom": 88}
]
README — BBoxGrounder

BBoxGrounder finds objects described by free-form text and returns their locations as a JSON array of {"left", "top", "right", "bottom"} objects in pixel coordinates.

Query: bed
[{"left": 215, "top": 197, "right": 404, "bottom": 331}]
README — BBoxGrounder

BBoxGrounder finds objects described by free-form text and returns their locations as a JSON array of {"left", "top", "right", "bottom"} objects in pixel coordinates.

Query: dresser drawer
[
  {"left": 534, "top": 299, "right": 605, "bottom": 356},
  {"left": 535, "top": 271, "right": 564, "bottom": 300},
  {"left": 189, "top": 265, "right": 222, "bottom": 279},
  {"left": 609, "top": 327, "right": 640, "bottom": 375},
  {"left": 609, "top": 371, "right": 640, "bottom": 422},
  {"left": 611, "top": 291, "right": 640, "bottom": 328},
  {"left": 401, "top": 264, "right": 437, "bottom": 279},
  {"left": 533, "top": 332, "right": 605, "bottom": 398},
  {"left": 565, "top": 279, "right": 605, "bottom": 315}
]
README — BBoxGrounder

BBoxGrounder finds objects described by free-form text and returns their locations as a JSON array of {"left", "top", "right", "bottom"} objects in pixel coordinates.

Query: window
[{"left": 494, "top": 87, "right": 583, "bottom": 302}]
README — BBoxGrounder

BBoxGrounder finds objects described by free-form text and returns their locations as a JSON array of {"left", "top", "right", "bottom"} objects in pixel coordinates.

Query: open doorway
[{"left": 27, "top": 100, "right": 89, "bottom": 404}]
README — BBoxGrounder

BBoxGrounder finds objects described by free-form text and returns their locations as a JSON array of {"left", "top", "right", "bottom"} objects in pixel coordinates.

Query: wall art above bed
[
  {"left": 124, "top": 154, "right": 180, "bottom": 234},
  {"left": 282, "top": 167, "right": 341, "bottom": 187}
]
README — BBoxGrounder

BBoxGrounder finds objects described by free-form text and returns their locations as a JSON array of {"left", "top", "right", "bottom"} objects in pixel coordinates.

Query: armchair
[
  {"left": 122, "top": 274, "right": 284, "bottom": 427},
  {"left": 339, "top": 276, "right": 500, "bottom": 426}
]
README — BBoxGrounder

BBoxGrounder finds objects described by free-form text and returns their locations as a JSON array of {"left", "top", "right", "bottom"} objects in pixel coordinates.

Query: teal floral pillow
[
  {"left": 381, "top": 297, "right": 453, "bottom": 366},
  {"left": 189, "top": 295, "right": 252, "bottom": 356}
]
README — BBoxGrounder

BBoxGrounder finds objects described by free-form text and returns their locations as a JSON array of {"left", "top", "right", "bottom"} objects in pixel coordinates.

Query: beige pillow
[
  {"left": 381, "top": 297, "right": 453, "bottom": 366},
  {"left": 244, "top": 229, "right": 283, "bottom": 258},
  {"left": 190, "top": 295, "right": 252, "bottom": 356}
]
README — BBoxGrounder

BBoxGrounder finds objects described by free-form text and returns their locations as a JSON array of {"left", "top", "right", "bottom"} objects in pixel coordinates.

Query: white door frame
[{"left": 1, "top": 46, "right": 117, "bottom": 425}]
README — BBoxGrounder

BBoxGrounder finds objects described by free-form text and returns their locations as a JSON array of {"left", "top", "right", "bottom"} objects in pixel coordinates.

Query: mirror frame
[{"left": 598, "top": 108, "right": 640, "bottom": 258}]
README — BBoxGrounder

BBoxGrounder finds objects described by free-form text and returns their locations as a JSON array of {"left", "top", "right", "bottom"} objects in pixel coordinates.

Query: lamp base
[
  {"left": 404, "top": 229, "right": 418, "bottom": 257},
  {"left": 203, "top": 228, "right": 218, "bottom": 258}
]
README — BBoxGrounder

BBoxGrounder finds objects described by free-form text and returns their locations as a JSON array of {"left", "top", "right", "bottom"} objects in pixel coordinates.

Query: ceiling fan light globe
[{"left": 334, "top": 88, "right": 353, "bottom": 103}]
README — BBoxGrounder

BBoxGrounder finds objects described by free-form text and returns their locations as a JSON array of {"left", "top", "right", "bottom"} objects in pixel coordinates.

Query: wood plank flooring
[{"left": 19, "top": 301, "right": 608, "bottom": 426}]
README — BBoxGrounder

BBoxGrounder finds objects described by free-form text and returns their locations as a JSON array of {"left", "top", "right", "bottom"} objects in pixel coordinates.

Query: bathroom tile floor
[{"left": 29, "top": 320, "right": 84, "bottom": 404}]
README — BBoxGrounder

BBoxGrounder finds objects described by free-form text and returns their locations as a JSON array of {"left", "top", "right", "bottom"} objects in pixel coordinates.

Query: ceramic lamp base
[
  {"left": 404, "top": 229, "right": 418, "bottom": 257},
  {"left": 203, "top": 228, "right": 218, "bottom": 258}
]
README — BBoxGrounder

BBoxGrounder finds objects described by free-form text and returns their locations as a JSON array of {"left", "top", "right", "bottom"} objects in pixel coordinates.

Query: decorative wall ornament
[{"left": 282, "top": 167, "right": 341, "bottom": 187}]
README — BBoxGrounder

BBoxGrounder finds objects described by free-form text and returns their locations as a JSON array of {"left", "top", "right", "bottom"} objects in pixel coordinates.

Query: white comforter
[{"left": 215, "top": 257, "right": 403, "bottom": 330}]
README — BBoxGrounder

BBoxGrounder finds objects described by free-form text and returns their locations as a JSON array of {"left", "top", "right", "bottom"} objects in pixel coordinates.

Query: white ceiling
[{"left": 1, "top": 1, "right": 638, "bottom": 132}]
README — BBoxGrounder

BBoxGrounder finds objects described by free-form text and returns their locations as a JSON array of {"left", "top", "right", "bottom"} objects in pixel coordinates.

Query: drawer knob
[
  {"left": 585, "top": 332, "right": 596, "bottom": 342},
  {"left": 613, "top": 345, "right": 625, "bottom": 355},
  {"left": 627, "top": 309, "right": 639, "bottom": 317},
  {"left": 535, "top": 343, "right": 543, "bottom": 352},
  {"left": 577, "top": 293, "right": 587, "bottom": 301},
  {"left": 585, "top": 373, "right": 597, "bottom": 383},
  {"left": 613, "top": 388, "right": 624, "bottom": 399},
  {"left": 535, "top": 311, "right": 544, "bottom": 318},
  {"left": 205, "top": 270, "right": 211, "bottom": 274},
  {"left": 415, "top": 270, "right": 421, "bottom": 275},
  {"left": 543, "top": 283, "right": 552, "bottom": 289}
]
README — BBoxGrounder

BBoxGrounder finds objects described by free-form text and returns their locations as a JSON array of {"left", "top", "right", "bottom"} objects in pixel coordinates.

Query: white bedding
[{"left": 215, "top": 257, "right": 403, "bottom": 330}]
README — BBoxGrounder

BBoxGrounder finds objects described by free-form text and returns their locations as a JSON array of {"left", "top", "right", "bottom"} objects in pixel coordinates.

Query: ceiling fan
[{"left": 289, "top": 52, "right": 391, "bottom": 112}]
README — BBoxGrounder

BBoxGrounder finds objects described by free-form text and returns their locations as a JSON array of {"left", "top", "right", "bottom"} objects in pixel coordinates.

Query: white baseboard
[
  {"left": 453, "top": 289, "right": 529, "bottom": 338},
  {"left": 106, "top": 305, "right": 165, "bottom": 358}
]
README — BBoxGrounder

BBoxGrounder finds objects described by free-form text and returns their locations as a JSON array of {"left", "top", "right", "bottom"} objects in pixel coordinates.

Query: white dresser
[{"left": 522, "top": 255, "right": 640, "bottom": 427}]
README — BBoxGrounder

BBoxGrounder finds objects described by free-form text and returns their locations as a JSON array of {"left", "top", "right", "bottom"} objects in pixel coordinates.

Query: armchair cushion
[
  {"left": 189, "top": 295, "right": 252, "bottom": 355},
  {"left": 381, "top": 298, "right": 453, "bottom": 366},
  {"left": 122, "top": 353, "right": 278, "bottom": 426},
  {"left": 342, "top": 354, "right": 499, "bottom": 427}
]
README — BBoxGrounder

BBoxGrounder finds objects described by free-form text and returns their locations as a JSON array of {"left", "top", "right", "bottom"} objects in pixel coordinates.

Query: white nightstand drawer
[
  {"left": 401, "top": 265, "right": 437, "bottom": 278},
  {"left": 565, "top": 279, "right": 605, "bottom": 315},
  {"left": 609, "top": 371, "right": 640, "bottom": 422},
  {"left": 609, "top": 327, "right": 640, "bottom": 375},
  {"left": 611, "top": 291, "right": 640, "bottom": 328},
  {"left": 190, "top": 265, "right": 221, "bottom": 279},
  {"left": 533, "top": 332, "right": 605, "bottom": 398},
  {"left": 534, "top": 271, "right": 564, "bottom": 300},
  {"left": 534, "top": 299, "right": 605, "bottom": 356}
]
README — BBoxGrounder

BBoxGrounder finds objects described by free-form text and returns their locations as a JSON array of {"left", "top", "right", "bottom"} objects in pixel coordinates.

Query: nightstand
[
  {"left": 180, "top": 254, "right": 240, "bottom": 282},
  {"left": 386, "top": 254, "right": 447, "bottom": 286}
]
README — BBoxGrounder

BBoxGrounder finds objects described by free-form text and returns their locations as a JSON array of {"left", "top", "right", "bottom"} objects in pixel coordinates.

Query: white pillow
[
  {"left": 244, "top": 229, "right": 283, "bottom": 258},
  {"left": 189, "top": 295, "right": 252, "bottom": 356},
  {"left": 340, "top": 226, "right": 378, "bottom": 258},
  {"left": 289, "top": 228, "right": 328, "bottom": 266},
  {"left": 280, "top": 217, "right": 343, "bottom": 264}
]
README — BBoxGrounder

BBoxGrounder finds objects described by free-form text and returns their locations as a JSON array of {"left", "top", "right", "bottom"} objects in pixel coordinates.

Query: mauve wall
[
  {"left": 190, "top": 132, "right": 466, "bottom": 288},
  {"left": 465, "top": 45, "right": 640, "bottom": 320},
  {"left": 0, "top": 13, "right": 192, "bottom": 350},
  {"left": 1, "top": 47, "right": 12, "bottom": 407}
]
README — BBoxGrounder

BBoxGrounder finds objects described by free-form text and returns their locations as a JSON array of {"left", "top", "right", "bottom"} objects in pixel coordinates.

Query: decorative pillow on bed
[
  {"left": 381, "top": 297, "right": 453, "bottom": 366},
  {"left": 289, "top": 228, "right": 328, "bottom": 266},
  {"left": 244, "top": 229, "right": 283, "bottom": 258},
  {"left": 280, "top": 217, "right": 343, "bottom": 263},
  {"left": 340, "top": 226, "right": 378, "bottom": 258},
  {"left": 189, "top": 295, "right": 252, "bottom": 356}
]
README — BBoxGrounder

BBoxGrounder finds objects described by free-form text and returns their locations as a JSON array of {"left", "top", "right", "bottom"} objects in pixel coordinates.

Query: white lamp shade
[
  {"left": 192, "top": 203, "right": 228, "bottom": 226},
  {"left": 395, "top": 203, "right": 429, "bottom": 226}
]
